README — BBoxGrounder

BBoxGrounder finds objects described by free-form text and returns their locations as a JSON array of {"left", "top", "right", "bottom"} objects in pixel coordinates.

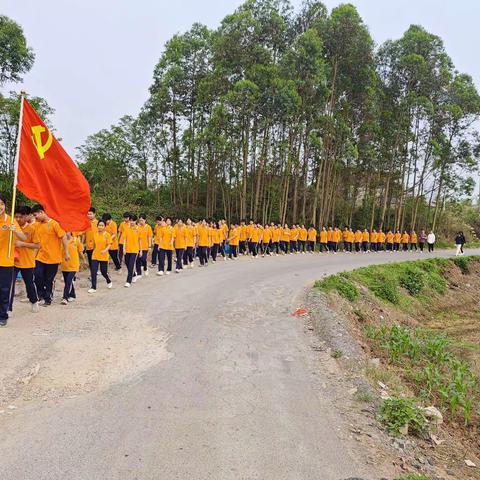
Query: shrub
[
  {"left": 380, "top": 397, "right": 429, "bottom": 438},
  {"left": 400, "top": 266, "right": 425, "bottom": 296},
  {"left": 453, "top": 256, "right": 470, "bottom": 274}
]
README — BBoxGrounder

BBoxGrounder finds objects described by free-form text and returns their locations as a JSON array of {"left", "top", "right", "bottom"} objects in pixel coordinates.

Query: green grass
[
  {"left": 453, "top": 256, "right": 470, "bottom": 274},
  {"left": 318, "top": 257, "right": 467, "bottom": 306},
  {"left": 315, "top": 274, "right": 358, "bottom": 301}
]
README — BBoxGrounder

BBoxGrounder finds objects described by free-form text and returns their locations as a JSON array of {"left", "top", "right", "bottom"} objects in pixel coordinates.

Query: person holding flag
[
  {"left": 5, "top": 93, "right": 91, "bottom": 313},
  {"left": 0, "top": 195, "right": 26, "bottom": 326}
]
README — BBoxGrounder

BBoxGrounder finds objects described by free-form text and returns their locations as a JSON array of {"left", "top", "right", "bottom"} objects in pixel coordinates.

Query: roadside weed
[{"left": 380, "top": 397, "right": 429, "bottom": 438}]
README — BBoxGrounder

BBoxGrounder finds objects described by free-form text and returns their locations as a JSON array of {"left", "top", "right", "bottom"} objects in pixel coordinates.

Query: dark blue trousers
[
  {"left": 62, "top": 271, "right": 76, "bottom": 300},
  {"left": 0, "top": 266, "right": 14, "bottom": 320},
  {"left": 9, "top": 267, "right": 38, "bottom": 310},
  {"left": 124, "top": 253, "right": 137, "bottom": 284},
  {"left": 34, "top": 261, "right": 58, "bottom": 304}
]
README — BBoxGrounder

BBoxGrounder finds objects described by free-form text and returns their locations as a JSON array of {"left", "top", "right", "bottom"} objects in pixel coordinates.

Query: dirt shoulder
[
  {"left": 305, "top": 258, "right": 480, "bottom": 480},
  {"left": 0, "top": 270, "right": 171, "bottom": 412}
]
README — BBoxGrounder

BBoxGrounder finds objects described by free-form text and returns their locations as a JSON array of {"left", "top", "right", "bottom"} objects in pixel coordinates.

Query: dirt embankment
[{"left": 307, "top": 257, "right": 480, "bottom": 480}]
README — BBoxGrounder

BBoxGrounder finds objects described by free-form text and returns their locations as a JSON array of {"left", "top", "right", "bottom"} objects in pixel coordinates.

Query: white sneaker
[
  {"left": 144, "top": 270, "right": 149, "bottom": 276},
  {"left": 132, "top": 276, "right": 138, "bottom": 283},
  {"left": 88, "top": 288, "right": 96, "bottom": 294},
  {"left": 31, "top": 302, "right": 40, "bottom": 313},
  {"left": 38, "top": 299, "right": 46, "bottom": 306},
  {"left": 166, "top": 271, "right": 171, "bottom": 275},
  {"left": 108, "top": 282, "right": 113, "bottom": 289},
  {"left": 124, "top": 282, "right": 131, "bottom": 288},
  {"left": 60, "top": 299, "right": 68, "bottom": 305},
  {"left": 68, "top": 297, "right": 75, "bottom": 302},
  {"left": 175, "top": 269, "right": 180, "bottom": 273},
  {"left": 157, "top": 271, "right": 164, "bottom": 276}
]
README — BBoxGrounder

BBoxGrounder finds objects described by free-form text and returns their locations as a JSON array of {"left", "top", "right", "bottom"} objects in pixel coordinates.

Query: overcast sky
[{"left": 3, "top": 0, "right": 479, "bottom": 157}]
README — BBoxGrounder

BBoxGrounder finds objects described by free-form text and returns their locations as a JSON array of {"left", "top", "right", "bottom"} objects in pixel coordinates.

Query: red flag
[{"left": 17, "top": 98, "right": 91, "bottom": 231}]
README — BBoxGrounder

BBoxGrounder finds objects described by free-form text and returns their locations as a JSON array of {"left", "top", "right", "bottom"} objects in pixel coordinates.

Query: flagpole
[{"left": 8, "top": 91, "right": 26, "bottom": 258}]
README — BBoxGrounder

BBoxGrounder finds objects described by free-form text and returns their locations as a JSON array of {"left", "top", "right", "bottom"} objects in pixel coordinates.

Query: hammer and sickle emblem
[{"left": 31, "top": 125, "right": 53, "bottom": 159}]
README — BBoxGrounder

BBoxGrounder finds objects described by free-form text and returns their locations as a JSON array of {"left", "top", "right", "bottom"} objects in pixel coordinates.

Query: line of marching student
[{"left": 0, "top": 195, "right": 439, "bottom": 327}]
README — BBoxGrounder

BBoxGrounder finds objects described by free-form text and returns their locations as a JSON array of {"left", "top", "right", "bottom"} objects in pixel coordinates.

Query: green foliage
[
  {"left": 367, "top": 324, "right": 480, "bottom": 426},
  {"left": 315, "top": 274, "right": 358, "bottom": 301},
  {"left": 453, "top": 256, "right": 470, "bottom": 274},
  {"left": 380, "top": 397, "right": 429, "bottom": 438},
  {"left": 72, "top": 0, "right": 480, "bottom": 228},
  {"left": 0, "top": 15, "right": 35, "bottom": 85},
  {"left": 352, "top": 267, "right": 400, "bottom": 304},
  {"left": 399, "top": 266, "right": 425, "bottom": 296}
]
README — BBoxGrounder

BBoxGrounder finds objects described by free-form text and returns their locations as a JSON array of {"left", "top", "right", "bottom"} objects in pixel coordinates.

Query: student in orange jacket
[
  {"left": 89, "top": 219, "right": 113, "bottom": 293},
  {"left": 262, "top": 224, "right": 272, "bottom": 257},
  {"left": 394, "top": 230, "right": 401, "bottom": 252},
  {"left": 137, "top": 214, "right": 152, "bottom": 277},
  {"left": 102, "top": 213, "right": 121, "bottom": 271},
  {"left": 239, "top": 220, "right": 247, "bottom": 255},
  {"left": 172, "top": 219, "right": 187, "bottom": 272},
  {"left": 401, "top": 231, "right": 410, "bottom": 252},
  {"left": 228, "top": 223, "right": 239, "bottom": 259},
  {"left": 196, "top": 219, "right": 210, "bottom": 266},
  {"left": 377, "top": 229, "right": 386, "bottom": 252},
  {"left": 354, "top": 229, "right": 362, "bottom": 252},
  {"left": 370, "top": 229, "right": 378, "bottom": 252},
  {"left": 386, "top": 230, "right": 394, "bottom": 252},
  {"left": 362, "top": 229, "right": 370, "bottom": 252},
  {"left": 410, "top": 230, "right": 418, "bottom": 251},
  {"left": 281, "top": 224, "right": 291, "bottom": 254},
  {"left": 183, "top": 218, "right": 196, "bottom": 268},
  {"left": 299, "top": 225, "right": 307, "bottom": 253},
  {"left": 307, "top": 225, "right": 317, "bottom": 253},
  {"left": 122, "top": 214, "right": 140, "bottom": 288},
  {"left": 151, "top": 216, "right": 164, "bottom": 267},
  {"left": 345, "top": 227, "right": 354, "bottom": 253},
  {"left": 319, "top": 227, "right": 328, "bottom": 253},
  {"left": 158, "top": 218, "right": 174, "bottom": 275},
  {"left": 12, "top": 205, "right": 40, "bottom": 313},
  {"left": 333, "top": 227, "right": 341, "bottom": 253}
]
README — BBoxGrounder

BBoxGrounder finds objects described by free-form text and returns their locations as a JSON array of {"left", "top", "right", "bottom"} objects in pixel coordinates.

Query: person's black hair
[
  {"left": 88, "top": 207, "right": 96, "bottom": 214},
  {"left": 139, "top": 213, "right": 147, "bottom": 220},
  {"left": 0, "top": 194, "right": 7, "bottom": 206},
  {"left": 31, "top": 204, "right": 44, "bottom": 214},
  {"left": 23, "top": 205, "right": 32, "bottom": 215},
  {"left": 102, "top": 213, "right": 112, "bottom": 221},
  {"left": 130, "top": 214, "right": 138, "bottom": 221},
  {"left": 156, "top": 215, "right": 163, "bottom": 222},
  {"left": 15, "top": 205, "right": 27, "bottom": 215},
  {"left": 123, "top": 211, "right": 130, "bottom": 219},
  {"left": 97, "top": 219, "right": 106, "bottom": 226}
]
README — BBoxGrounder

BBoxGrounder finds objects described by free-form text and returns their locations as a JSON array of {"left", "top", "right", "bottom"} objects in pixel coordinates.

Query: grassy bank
[{"left": 315, "top": 256, "right": 480, "bottom": 434}]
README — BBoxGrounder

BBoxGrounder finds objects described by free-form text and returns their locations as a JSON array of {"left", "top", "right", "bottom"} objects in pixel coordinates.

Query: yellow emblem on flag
[{"left": 31, "top": 125, "right": 53, "bottom": 159}]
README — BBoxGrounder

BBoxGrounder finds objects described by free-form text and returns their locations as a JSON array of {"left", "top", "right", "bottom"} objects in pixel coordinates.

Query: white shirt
[{"left": 427, "top": 233, "right": 436, "bottom": 244}]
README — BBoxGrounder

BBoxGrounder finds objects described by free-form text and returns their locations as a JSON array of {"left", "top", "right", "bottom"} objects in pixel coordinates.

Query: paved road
[{"left": 0, "top": 249, "right": 474, "bottom": 480}]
